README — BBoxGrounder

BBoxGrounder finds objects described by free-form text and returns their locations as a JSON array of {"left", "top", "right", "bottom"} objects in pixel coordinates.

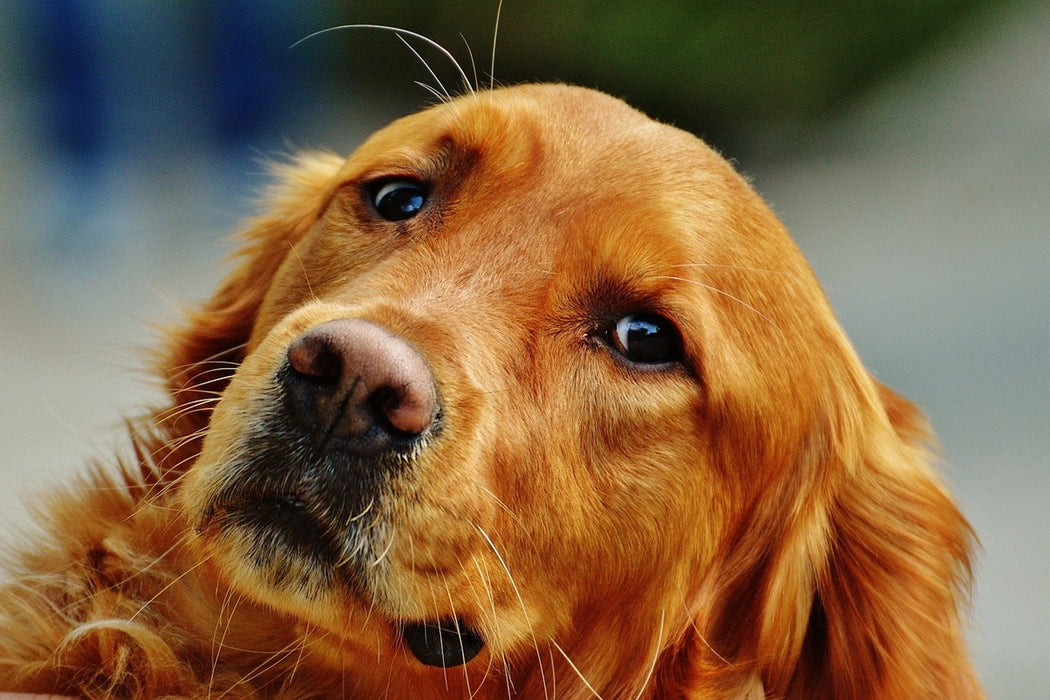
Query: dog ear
[
  {"left": 780, "top": 382, "right": 980, "bottom": 698},
  {"left": 655, "top": 381, "right": 980, "bottom": 698},
  {"left": 154, "top": 152, "right": 344, "bottom": 460}
]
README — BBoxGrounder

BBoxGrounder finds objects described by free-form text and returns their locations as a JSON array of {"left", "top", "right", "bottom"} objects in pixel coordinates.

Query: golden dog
[{"left": 0, "top": 84, "right": 981, "bottom": 698}]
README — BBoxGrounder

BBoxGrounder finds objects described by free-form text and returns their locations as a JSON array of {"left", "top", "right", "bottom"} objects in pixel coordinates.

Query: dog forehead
[
  {"left": 470, "top": 84, "right": 720, "bottom": 177},
  {"left": 479, "top": 83, "right": 666, "bottom": 137},
  {"left": 346, "top": 84, "right": 723, "bottom": 188},
  {"left": 327, "top": 83, "right": 799, "bottom": 303}
]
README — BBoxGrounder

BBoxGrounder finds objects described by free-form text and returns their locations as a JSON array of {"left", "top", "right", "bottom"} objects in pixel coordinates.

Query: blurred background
[{"left": 0, "top": 1, "right": 1046, "bottom": 695}]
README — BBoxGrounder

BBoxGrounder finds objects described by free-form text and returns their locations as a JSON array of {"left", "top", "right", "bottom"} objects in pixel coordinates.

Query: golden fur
[{"left": 0, "top": 84, "right": 981, "bottom": 698}]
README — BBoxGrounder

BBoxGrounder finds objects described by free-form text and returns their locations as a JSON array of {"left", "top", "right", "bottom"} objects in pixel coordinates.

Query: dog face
[{"left": 173, "top": 84, "right": 976, "bottom": 697}]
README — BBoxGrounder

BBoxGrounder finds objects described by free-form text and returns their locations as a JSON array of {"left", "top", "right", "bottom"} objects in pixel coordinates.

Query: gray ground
[{"left": 1, "top": 4, "right": 1047, "bottom": 696}]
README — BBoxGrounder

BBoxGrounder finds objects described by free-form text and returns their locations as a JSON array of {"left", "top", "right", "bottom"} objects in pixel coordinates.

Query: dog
[{"left": 0, "top": 83, "right": 981, "bottom": 698}]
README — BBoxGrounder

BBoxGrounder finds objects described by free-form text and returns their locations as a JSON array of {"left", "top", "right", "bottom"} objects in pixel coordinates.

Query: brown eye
[
  {"left": 370, "top": 179, "right": 427, "bottom": 221},
  {"left": 605, "top": 313, "right": 683, "bottom": 365}
]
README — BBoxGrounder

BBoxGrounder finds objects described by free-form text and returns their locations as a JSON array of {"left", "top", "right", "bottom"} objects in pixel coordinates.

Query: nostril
[
  {"left": 287, "top": 335, "right": 343, "bottom": 385},
  {"left": 369, "top": 383, "right": 435, "bottom": 437},
  {"left": 369, "top": 386, "right": 405, "bottom": 433}
]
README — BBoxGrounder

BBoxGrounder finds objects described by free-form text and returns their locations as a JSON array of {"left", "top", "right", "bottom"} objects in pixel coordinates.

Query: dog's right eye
[
  {"left": 602, "top": 313, "right": 683, "bottom": 366},
  {"left": 369, "top": 179, "right": 428, "bottom": 221}
]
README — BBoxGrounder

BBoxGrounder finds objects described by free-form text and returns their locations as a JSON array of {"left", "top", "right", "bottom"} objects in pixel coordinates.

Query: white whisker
[
  {"left": 490, "top": 0, "right": 505, "bottom": 90},
  {"left": 633, "top": 609, "right": 666, "bottom": 699},
  {"left": 370, "top": 525, "right": 397, "bottom": 567},
  {"left": 470, "top": 553, "right": 517, "bottom": 699},
  {"left": 415, "top": 79, "right": 451, "bottom": 104},
  {"left": 398, "top": 34, "right": 453, "bottom": 102},
  {"left": 550, "top": 638, "right": 604, "bottom": 699},
  {"left": 209, "top": 585, "right": 243, "bottom": 695},
  {"left": 460, "top": 34, "right": 479, "bottom": 93},
  {"left": 473, "top": 524, "right": 550, "bottom": 699},
  {"left": 475, "top": 484, "right": 527, "bottom": 532},
  {"left": 674, "top": 583, "right": 734, "bottom": 668},
  {"left": 652, "top": 274, "right": 781, "bottom": 330},
  {"left": 291, "top": 24, "right": 475, "bottom": 98},
  {"left": 667, "top": 261, "right": 799, "bottom": 279},
  {"left": 127, "top": 554, "right": 210, "bottom": 623}
]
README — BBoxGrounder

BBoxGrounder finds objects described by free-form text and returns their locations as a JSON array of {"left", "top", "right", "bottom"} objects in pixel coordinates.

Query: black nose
[{"left": 282, "top": 319, "right": 438, "bottom": 456}]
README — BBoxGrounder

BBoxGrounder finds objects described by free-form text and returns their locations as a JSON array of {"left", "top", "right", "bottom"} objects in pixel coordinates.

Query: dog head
[{"left": 169, "top": 84, "right": 977, "bottom": 697}]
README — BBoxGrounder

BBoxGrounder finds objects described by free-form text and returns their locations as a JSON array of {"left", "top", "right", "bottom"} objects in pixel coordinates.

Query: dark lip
[
  {"left": 234, "top": 493, "right": 323, "bottom": 541},
  {"left": 203, "top": 491, "right": 349, "bottom": 573}
]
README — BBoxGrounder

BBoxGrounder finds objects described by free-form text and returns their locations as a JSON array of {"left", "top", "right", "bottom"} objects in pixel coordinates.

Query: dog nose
[{"left": 283, "top": 319, "right": 438, "bottom": 455}]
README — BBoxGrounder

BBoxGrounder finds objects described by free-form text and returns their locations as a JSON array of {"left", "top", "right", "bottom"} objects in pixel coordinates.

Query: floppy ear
[
  {"left": 781, "top": 382, "right": 981, "bottom": 698},
  {"left": 653, "top": 381, "right": 980, "bottom": 699},
  {"left": 154, "top": 152, "right": 344, "bottom": 469}
]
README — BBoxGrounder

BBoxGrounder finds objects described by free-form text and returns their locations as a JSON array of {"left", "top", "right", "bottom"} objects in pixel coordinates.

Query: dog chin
[{"left": 195, "top": 520, "right": 490, "bottom": 670}]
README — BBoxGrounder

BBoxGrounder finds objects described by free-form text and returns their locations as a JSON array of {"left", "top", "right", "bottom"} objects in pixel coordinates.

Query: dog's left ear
[
  {"left": 776, "top": 382, "right": 981, "bottom": 698},
  {"left": 154, "top": 152, "right": 344, "bottom": 462},
  {"left": 653, "top": 381, "right": 981, "bottom": 699}
]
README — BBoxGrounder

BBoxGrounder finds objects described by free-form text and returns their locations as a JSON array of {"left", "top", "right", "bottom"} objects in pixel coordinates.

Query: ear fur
[
  {"left": 155, "top": 152, "right": 344, "bottom": 471},
  {"left": 656, "top": 381, "right": 980, "bottom": 699},
  {"left": 774, "top": 382, "right": 981, "bottom": 698}
]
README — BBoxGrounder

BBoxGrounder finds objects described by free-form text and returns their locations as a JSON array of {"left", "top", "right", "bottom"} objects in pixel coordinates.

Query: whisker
[
  {"left": 160, "top": 375, "right": 235, "bottom": 399},
  {"left": 633, "top": 609, "right": 666, "bottom": 699},
  {"left": 154, "top": 396, "right": 222, "bottom": 424},
  {"left": 490, "top": 0, "right": 505, "bottom": 90},
  {"left": 334, "top": 531, "right": 369, "bottom": 569},
  {"left": 369, "top": 521, "right": 397, "bottom": 568},
  {"left": 667, "top": 261, "right": 799, "bottom": 279},
  {"left": 550, "top": 638, "right": 605, "bottom": 699},
  {"left": 460, "top": 34, "right": 479, "bottom": 93},
  {"left": 469, "top": 553, "right": 517, "bottom": 699},
  {"left": 651, "top": 275, "right": 782, "bottom": 330},
  {"left": 291, "top": 25, "right": 475, "bottom": 98},
  {"left": 440, "top": 578, "right": 480, "bottom": 698},
  {"left": 150, "top": 428, "right": 209, "bottom": 460},
  {"left": 398, "top": 35, "right": 453, "bottom": 103},
  {"left": 417, "top": 573, "right": 452, "bottom": 691},
  {"left": 209, "top": 585, "right": 243, "bottom": 694},
  {"left": 683, "top": 608, "right": 733, "bottom": 669},
  {"left": 348, "top": 497, "right": 376, "bottom": 523},
  {"left": 150, "top": 430, "right": 237, "bottom": 489},
  {"left": 473, "top": 523, "right": 549, "bottom": 699},
  {"left": 164, "top": 344, "right": 246, "bottom": 376},
  {"left": 284, "top": 622, "right": 313, "bottom": 689},
  {"left": 415, "top": 79, "right": 451, "bottom": 104},
  {"left": 547, "top": 643, "right": 558, "bottom": 699},
  {"left": 127, "top": 554, "right": 210, "bottom": 623},
  {"left": 475, "top": 484, "right": 527, "bottom": 532},
  {"left": 287, "top": 238, "right": 318, "bottom": 304},
  {"left": 215, "top": 634, "right": 311, "bottom": 698}
]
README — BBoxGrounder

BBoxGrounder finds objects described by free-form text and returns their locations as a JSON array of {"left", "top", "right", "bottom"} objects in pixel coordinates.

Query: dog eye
[
  {"left": 605, "top": 313, "right": 683, "bottom": 365},
  {"left": 370, "top": 179, "right": 427, "bottom": 221}
]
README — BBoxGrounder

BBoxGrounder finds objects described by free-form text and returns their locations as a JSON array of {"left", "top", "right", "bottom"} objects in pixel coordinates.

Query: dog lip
[
  {"left": 402, "top": 619, "right": 485, "bottom": 668},
  {"left": 238, "top": 493, "right": 321, "bottom": 531},
  {"left": 204, "top": 491, "right": 343, "bottom": 562}
]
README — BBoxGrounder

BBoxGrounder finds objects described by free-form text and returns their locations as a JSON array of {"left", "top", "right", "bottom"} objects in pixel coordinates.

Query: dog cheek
[{"left": 580, "top": 404, "right": 715, "bottom": 564}]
